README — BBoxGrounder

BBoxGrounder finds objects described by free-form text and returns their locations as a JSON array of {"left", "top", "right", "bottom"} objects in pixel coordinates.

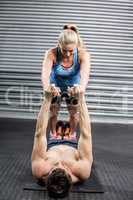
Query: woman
[{"left": 41, "top": 24, "right": 91, "bottom": 136}]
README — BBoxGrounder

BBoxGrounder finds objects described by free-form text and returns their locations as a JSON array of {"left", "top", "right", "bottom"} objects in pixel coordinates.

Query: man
[{"left": 31, "top": 85, "right": 93, "bottom": 198}]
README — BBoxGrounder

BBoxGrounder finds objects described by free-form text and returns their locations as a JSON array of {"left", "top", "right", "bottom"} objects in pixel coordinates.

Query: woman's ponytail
[
  {"left": 58, "top": 24, "right": 84, "bottom": 49},
  {"left": 63, "top": 24, "right": 84, "bottom": 48}
]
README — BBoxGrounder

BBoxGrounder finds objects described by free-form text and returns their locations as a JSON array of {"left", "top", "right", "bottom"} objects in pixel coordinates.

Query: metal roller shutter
[{"left": 0, "top": 0, "right": 133, "bottom": 123}]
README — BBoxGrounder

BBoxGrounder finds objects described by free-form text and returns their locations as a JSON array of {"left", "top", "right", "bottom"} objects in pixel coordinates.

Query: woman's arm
[
  {"left": 79, "top": 51, "right": 91, "bottom": 92},
  {"left": 41, "top": 49, "right": 54, "bottom": 91},
  {"left": 41, "top": 49, "right": 60, "bottom": 96},
  {"left": 68, "top": 51, "right": 91, "bottom": 96}
]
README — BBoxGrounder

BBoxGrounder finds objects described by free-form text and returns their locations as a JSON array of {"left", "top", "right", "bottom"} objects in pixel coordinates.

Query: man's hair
[{"left": 46, "top": 168, "right": 72, "bottom": 198}]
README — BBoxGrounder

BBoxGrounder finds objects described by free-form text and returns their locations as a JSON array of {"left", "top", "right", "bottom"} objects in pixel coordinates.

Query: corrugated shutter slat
[{"left": 0, "top": 0, "right": 133, "bottom": 123}]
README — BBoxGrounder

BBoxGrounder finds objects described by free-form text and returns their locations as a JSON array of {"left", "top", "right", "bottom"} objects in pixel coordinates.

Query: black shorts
[{"left": 47, "top": 138, "right": 78, "bottom": 150}]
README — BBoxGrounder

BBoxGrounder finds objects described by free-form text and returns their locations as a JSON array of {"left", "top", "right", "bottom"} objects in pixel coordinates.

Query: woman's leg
[
  {"left": 50, "top": 103, "right": 60, "bottom": 135},
  {"left": 67, "top": 104, "right": 79, "bottom": 135}
]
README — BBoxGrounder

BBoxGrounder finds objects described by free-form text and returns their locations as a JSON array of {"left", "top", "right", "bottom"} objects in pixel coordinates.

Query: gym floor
[{"left": 0, "top": 118, "right": 132, "bottom": 200}]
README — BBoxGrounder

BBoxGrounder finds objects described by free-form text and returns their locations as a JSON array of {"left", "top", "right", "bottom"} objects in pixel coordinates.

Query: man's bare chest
[{"left": 46, "top": 145, "right": 79, "bottom": 166}]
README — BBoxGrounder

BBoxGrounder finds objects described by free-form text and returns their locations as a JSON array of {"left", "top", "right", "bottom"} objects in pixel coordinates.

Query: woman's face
[{"left": 60, "top": 43, "right": 77, "bottom": 58}]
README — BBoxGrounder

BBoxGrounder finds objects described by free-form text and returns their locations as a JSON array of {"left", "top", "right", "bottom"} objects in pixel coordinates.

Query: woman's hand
[
  {"left": 44, "top": 84, "right": 61, "bottom": 97},
  {"left": 50, "top": 84, "right": 61, "bottom": 96},
  {"left": 68, "top": 84, "right": 85, "bottom": 96}
]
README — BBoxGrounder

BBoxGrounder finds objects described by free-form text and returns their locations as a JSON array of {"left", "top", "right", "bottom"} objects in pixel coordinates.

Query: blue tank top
[{"left": 50, "top": 47, "right": 80, "bottom": 91}]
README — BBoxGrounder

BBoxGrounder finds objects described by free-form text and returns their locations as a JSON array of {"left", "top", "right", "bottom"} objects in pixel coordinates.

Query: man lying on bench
[{"left": 31, "top": 85, "right": 93, "bottom": 198}]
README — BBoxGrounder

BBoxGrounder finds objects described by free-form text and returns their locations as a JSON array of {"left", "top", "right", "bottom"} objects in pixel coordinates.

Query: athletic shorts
[{"left": 47, "top": 138, "right": 78, "bottom": 150}]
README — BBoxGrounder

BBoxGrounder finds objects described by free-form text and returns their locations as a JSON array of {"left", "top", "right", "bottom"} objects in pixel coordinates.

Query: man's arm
[
  {"left": 78, "top": 94, "right": 93, "bottom": 160},
  {"left": 73, "top": 94, "right": 93, "bottom": 180},
  {"left": 31, "top": 91, "right": 52, "bottom": 162}
]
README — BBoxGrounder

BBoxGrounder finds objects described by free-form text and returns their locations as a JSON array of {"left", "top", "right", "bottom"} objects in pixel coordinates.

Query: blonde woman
[{"left": 41, "top": 24, "right": 91, "bottom": 137}]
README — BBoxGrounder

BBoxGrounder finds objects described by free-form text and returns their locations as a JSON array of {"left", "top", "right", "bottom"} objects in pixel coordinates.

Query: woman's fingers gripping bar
[
  {"left": 51, "top": 84, "right": 61, "bottom": 96},
  {"left": 68, "top": 84, "right": 81, "bottom": 97}
]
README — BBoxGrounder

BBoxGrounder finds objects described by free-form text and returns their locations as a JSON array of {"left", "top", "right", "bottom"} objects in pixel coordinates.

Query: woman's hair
[
  {"left": 46, "top": 168, "right": 72, "bottom": 198},
  {"left": 58, "top": 24, "right": 84, "bottom": 48}
]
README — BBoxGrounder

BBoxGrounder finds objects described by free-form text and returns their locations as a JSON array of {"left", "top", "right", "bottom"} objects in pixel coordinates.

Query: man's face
[{"left": 60, "top": 43, "right": 77, "bottom": 58}]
